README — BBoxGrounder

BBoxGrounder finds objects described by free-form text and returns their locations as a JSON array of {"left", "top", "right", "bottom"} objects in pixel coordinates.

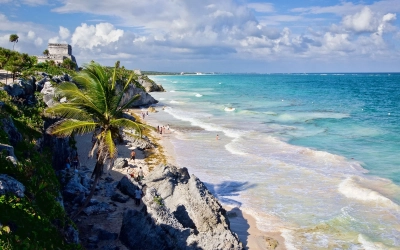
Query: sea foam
[{"left": 338, "top": 177, "right": 400, "bottom": 210}]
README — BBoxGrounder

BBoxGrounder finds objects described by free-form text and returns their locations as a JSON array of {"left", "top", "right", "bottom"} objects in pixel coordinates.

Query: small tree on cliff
[
  {"left": 9, "top": 34, "right": 19, "bottom": 50},
  {"left": 45, "top": 61, "right": 150, "bottom": 217}
]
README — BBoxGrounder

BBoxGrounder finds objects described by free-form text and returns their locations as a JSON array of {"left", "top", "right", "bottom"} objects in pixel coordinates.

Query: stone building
[{"left": 37, "top": 43, "right": 78, "bottom": 68}]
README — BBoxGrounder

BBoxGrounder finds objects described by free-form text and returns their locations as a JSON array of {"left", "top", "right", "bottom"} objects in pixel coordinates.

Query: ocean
[{"left": 146, "top": 73, "right": 400, "bottom": 249}]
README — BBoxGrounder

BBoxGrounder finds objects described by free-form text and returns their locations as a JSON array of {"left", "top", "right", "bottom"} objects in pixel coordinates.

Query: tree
[
  {"left": 9, "top": 34, "right": 19, "bottom": 50},
  {"left": 61, "top": 57, "right": 76, "bottom": 70},
  {"left": 44, "top": 61, "right": 150, "bottom": 217},
  {"left": 43, "top": 49, "right": 49, "bottom": 56}
]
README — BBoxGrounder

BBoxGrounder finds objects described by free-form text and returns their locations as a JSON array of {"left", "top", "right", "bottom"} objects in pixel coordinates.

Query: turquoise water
[{"left": 147, "top": 74, "right": 400, "bottom": 249}]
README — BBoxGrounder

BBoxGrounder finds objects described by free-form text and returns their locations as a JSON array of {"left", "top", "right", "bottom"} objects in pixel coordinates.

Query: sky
[{"left": 0, "top": 0, "right": 400, "bottom": 73}]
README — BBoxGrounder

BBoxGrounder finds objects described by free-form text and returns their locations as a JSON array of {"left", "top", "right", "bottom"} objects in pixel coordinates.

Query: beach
[{"left": 136, "top": 108, "right": 285, "bottom": 250}]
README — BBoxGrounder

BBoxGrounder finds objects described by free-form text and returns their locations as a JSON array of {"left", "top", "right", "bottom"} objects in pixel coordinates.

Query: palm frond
[
  {"left": 117, "top": 94, "right": 141, "bottom": 113},
  {"left": 44, "top": 104, "right": 92, "bottom": 120},
  {"left": 46, "top": 119, "right": 97, "bottom": 137},
  {"left": 104, "top": 129, "right": 117, "bottom": 159}
]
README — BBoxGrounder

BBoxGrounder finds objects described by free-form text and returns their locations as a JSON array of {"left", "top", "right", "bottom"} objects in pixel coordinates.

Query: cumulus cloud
[
  {"left": 71, "top": 23, "right": 124, "bottom": 49},
  {"left": 59, "top": 26, "right": 70, "bottom": 39}
]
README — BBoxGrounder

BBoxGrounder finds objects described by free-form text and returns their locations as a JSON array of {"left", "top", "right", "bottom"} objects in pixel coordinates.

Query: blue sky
[{"left": 1, "top": 0, "right": 399, "bottom": 73}]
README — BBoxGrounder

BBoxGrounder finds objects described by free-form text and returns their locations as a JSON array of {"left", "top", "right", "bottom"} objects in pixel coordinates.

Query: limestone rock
[
  {"left": 126, "top": 135, "right": 154, "bottom": 150},
  {"left": 138, "top": 76, "right": 165, "bottom": 92},
  {"left": 40, "top": 81, "right": 56, "bottom": 107},
  {"left": 116, "top": 176, "right": 139, "bottom": 198},
  {"left": 0, "top": 117, "right": 22, "bottom": 146},
  {"left": 265, "top": 236, "right": 279, "bottom": 249},
  {"left": 83, "top": 202, "right": 115, "bottom": 216},
  {"left": 0, "top": 174, "right": 25, "bottom": 198},
  {"left": 0, "top": 143, "right": 15, "bottom": 158},
  {"left": 112, "top": 158, "right": 128, "bottom": 169},
  {"left": 120, "top": 84, "right": 158, "bottom": 107},
  {"left": 111, "top": 192, "right": 130, "bottom": 203},
  {"left": 136, "top": 165, "right": 243, "bottom": 250}
]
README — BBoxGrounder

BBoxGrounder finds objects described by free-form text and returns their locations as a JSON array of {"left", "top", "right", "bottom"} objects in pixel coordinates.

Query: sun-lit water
[{"left": 146, "top": 74, "right": 400, "bottom": 249}]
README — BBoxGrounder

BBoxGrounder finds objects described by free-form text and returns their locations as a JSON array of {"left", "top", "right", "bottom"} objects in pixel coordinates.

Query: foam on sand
[{"left": 195, "top": 93, "right": 203, "bottom": 97}]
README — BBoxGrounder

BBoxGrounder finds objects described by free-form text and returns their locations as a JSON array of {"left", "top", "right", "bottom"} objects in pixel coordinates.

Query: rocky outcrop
[
  {"left": 40, "top": 81, "right": 56, "bottom": 107},
  {"left": 120, "top": 84, "right": 158, "bottom": 107},
  {"left": 138, "top": 76, "right": 165, "bottom": 92},
  {"left": 1, "top": 117, "right": 23, "bottom": 146},
  {"left": 119, "top": 165, "right": 243, "bottom": 250},
  {"left": 0, "top": 174, "right": 25, "bottom": 198},
  {"left": 126, "top": 135, "right": 155, "bottom": 150}
]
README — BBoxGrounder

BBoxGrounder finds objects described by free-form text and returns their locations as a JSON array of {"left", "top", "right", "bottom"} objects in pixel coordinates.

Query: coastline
[{"left": 131, "top": 107, "right": 286, "bottom": 250}]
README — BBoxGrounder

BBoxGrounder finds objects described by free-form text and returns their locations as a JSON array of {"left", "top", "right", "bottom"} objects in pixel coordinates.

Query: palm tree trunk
[{"left": 71, "top": 160, "right": 103, "bottom": 219}]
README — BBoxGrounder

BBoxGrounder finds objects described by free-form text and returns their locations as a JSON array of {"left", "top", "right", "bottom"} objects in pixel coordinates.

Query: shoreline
[{"left": 131, "top": 107, "right": 286, "bottom": 250}]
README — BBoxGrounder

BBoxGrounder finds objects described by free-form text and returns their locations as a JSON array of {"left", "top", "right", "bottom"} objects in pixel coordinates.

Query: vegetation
[
  {"left": 42, "top": 49, "right": 49, "bottom": 56},
  {"left": 0, "top": 89, "right": 81, "bottom": 249},
  {"left": 9, "top": 34, "right": 18, "bottom": 51},
  {"left": 44, "top": 61, "right": 151, "bottom": 217}
]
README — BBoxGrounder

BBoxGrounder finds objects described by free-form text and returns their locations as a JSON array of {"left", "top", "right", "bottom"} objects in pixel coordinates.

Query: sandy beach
[{"left": 131, "top": 107, "right": 286, "bottom": 250}]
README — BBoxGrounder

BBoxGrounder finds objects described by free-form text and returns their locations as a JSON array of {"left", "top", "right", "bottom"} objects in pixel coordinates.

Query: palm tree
[
  {"left": 45, "top": 61, "right": 150, "bottom": 217},
  {"left": 9, "top": 34, "right": 19, "bottom": 50},
  {"left": 43, "top": 49, "right": 49, "bottom": 56}
]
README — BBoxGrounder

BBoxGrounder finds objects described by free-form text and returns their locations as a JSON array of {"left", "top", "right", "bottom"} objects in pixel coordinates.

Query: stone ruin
[{"left": 37, "top": 43, "right": 78, "bottom": 69}]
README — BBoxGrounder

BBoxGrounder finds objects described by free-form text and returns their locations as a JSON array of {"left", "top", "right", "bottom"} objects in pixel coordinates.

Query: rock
[
  {"left": 148, "top": 106, "right": 157, "bottom": 113},
  {"left": 36, "top": 77, "right": 47, "bottom": 92},
  {"left": 126, "top": 135, "right": 154, "bottom": 150},
  {"left": 105, "top": 176, "right": 114, "bottom": 183},
  {"left": 18, "top": 78, "right": 34, "bottom": 96},
  {"left": 113, "top": 158, "right": 128, "bottom": 169},
  {"left": 62, "top": 173, "right": 88, "bottom": 202},
  {"left": 119, "top": 209, "right": 190, "bottom": 250},
  {"left": 111, "top": 192, "right": 130, "bottom": 203},
  {"left": 1, "top": 117, "right": 22, "bottom": 146},
  {"left": 83, "top": 202, "right": 115, "bottom": 216},
  {"left": 64, "top": 224, "right": 79, "bottom": 245},
  {"left": 139, "top": 165, "right": 243, "bottom": 250},
  {"left": 0, "top": 143, "right": 15, "bottom": 157},
  {"left": 119, "top": 84, "right": 158, "bottom": 107},
  {"left": 265, "top": 236, "right": 279, "bottom": 249},
  {"left": 122, "top": 112, "right": 136, "bottom": 122},
  {"left": 5, "top": 156, "right": 18, "bottom": 166},
  {"left": 97, "top": 228, "right": 118, "bottom": 241},
  {"left": 40, "top": 81, "right": 56, "bottom": 107},
  {"left": 59, "top": 97, "right": 67, "bottom": 103},
  {"left": 138, "top": 76, "right": 165, "bottom": 92},
  {"left": 0, "top": 174, "right": 25, "bottom": 198},
  {"left": 116, "top": 176, "right": 138, "bottom": 198},
  {"left": 3, "top": 83, "right": 24, "bottom": 97}
]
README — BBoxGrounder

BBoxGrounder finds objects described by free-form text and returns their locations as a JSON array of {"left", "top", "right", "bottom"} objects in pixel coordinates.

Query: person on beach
[
  {"left": 138, "top": 167, "right": 144, "bottom": 181},
  {"left": 167, "top": 124, "right": 170, "bottom": 132},
  {"left": 72, "top": 154, "right": 79, "bottom": 171},
  {"left": 216, "top": 134, "right": 219, "bottom": 140},
  {"left": 134, "top": 187, "right": 143, "bottom": 206},
  {"left": 130, "top": 150, "right": 136, "bottom": 163},
  {"left": 65, "top": 156, "right": 71, "bottom": 170}
]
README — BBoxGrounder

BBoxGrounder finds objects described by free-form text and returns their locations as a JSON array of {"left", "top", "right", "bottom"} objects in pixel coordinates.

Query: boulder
[
  {"left": 83, "top": 202, "right": 115, "bottom": 216},
  {"left": 112, "top": 158, "right": 128, "bottom": 169},
  {"left": 40, "top": 81, "right": 56, "bottom": 107},
  {"left": 62, "top": 173, "right": 89, "bottom": 202},
  {"left": 119, "top": 209, "right": 191, "bottom": 250},
  {"left": 111, "top": 192, "right": 130, "bottom": 203},
  {"left": 126, "top": 135, "right": 154, "bottom": 150},
  {"left": 0, "top": 174, "right": 25, "bottom": 198},
  {"left": 119, "top": 84, "right": 158, "bottom": 107},
  {"left": 116, "top": 176, "right": 138, "bottom": 198},
  {"left": 0, "top": 143, "right": 15, "bottom": 157},
  {"left": 3, "top": 83, "right": 24, "bottom": 97},
  {"left": 1, "top": 117, "right": 22, "bottom": 146},
  {"left": 138, "top": 76, "right": 165, "bottom": 92},
  {"left": 139, "top": 165, "right": 243, "bottom": 250}
]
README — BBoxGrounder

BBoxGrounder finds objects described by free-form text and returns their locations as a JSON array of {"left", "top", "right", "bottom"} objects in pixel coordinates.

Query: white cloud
[
  {"left": 71, "top": 23, "right": 124, "bottom": 49},
  {"left": 247, "top": 3, "right": 274, "bottom": 13},
  {"left": 34, "top": 37, "right": 43, "bottom": 46},
  {"left": 343, "top": 7, "right": 377, "bottom": 32},
  {"left": 27, "top": 30, "right": 35, "bottom": 39},
  {"left": 59, "top": 26, "right": 70, "bottom": 39},
  {"left": 48, "top": 36, "right": 59, "bottom": 43},
  {"left": 22, "top": 0, "right": 48, "bottom": 5}
]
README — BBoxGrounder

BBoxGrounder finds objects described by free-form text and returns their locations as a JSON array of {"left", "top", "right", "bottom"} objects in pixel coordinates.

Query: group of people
[
  {"left": 141, "top": 111, "right": 148, "bottom": 119},
  {"left": 65, "top": 154, "right": 80, "bottom": 172},
  {"left": 157, "top": 124, "right": 170, "bottom": 135}
]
